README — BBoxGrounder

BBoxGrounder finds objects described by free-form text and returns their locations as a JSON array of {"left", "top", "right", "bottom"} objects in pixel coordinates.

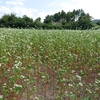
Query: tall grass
[{"left": 0, "top": 28, "right": 100, "bottom": 100}]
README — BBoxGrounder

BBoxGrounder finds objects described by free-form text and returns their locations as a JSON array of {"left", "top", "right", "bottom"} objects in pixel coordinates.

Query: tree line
[{"left": 0, "top": 9, "right": 99, "bottom": 30}]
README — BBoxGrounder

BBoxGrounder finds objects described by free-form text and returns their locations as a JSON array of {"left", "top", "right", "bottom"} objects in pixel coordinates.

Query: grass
[{"left": 0, "top": 28, "right": 100, "bottom": 100}]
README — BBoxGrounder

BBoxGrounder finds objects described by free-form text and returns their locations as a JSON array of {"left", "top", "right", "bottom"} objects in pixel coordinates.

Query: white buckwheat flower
[
  {"left": 0, "top": 95, "right": 3, "bottom": 99},
  {"left": 79, "top": 82, "right": 83, "bottom": 86},
  {"left": 76, "top": 74, "right": 81, "bottom": 81}
]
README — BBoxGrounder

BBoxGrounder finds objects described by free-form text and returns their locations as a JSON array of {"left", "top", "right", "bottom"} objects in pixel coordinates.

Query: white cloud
[
  {"left": 0, "top": 5, "right": 37, "bottom": 18},
  {"left": 0, "top": 0, "right": 37, "bottom": 19},
  {"left": 76, "top": 0, "right": 100, "bottom": 19},
  {"left": 38, "top": 11, "right": 56, "bottom": 21},
  {"left": 0, "top": 6, "right": 11, "bottom": 18},
  {"left": 71, "top": 0, "right": 80, "bottom": 3},
  {"left": 0, "top": 6, "right": 11, "bottom": 15},
  {"left": 47, "top": 0, "right": 100, "bottom": 19},
  {"left": 12, "top": 6, "right": 37, "bottom": 18},
  {"left": 6, "top": 1, "right": 24, "bottom": 6},
  {"left": 16, "top": 0, "right": 25, "bottom": 1},
  {"left": 47, "top": 2, "right": 60, "bottom": 7},
  {"left": 0, "top": 0, "right": 99, "bottom": 20}
]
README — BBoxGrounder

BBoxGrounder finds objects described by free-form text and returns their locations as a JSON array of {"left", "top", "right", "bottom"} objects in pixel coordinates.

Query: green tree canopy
[{"left": 0, "top": 9, "right": 95, "bottom": 29}]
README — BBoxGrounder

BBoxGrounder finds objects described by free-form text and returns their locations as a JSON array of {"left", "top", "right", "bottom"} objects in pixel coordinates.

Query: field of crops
[{"left": 0, "top": 28, "right": 100, "bottom": 100}]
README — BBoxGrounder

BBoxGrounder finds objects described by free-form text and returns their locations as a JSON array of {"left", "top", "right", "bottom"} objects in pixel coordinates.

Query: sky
[{"left": 0, "top": 0, "right": 100, "bottom": 21}]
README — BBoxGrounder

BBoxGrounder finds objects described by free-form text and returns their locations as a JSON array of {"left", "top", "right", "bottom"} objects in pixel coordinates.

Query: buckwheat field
[{"left": 0, "top": 28, "right": 100, "bottom": 100}]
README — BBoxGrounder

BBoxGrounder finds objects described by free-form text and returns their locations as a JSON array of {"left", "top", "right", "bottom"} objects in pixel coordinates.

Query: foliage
[
  {"left": 97, "top": 20, "right": 100, "bottom": 26},
  {"left": 0, "top": 9, "right": 94, "bottom": 29},
  {"left": 0, "top": 14, "right": 34, "bottom": 28},
  {"left": 43, "top": 9, "right": 93, "bottom": 30}
]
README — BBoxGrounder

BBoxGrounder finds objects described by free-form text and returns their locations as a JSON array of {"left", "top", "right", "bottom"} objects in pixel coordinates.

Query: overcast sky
[{"left": 0, "top": 0, "right": 100, "bottom": 21}]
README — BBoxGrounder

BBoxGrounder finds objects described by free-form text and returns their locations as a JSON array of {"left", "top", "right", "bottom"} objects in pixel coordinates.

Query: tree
[
  {"left": 97, "top": 20, "right": 100, "bottom": 25},
  {"left": 14, "top": 17, "right": 26, "bottom": 28},
  {"left": 0, "top": 9, "right": 94, "bottom": 29},
  {"left": 22, "top": 15, "right": 34, "bottom": 28},
  {"left": 34, "top": 17, "right": 42, "bottom": 29},
  {"left": 8, "top": 13, "right": 17, "bottom": 27},
  {"left": 44, "top": 15, "right": 53, "bottom": 24},
  {"left": 60, "top": 10, "right": 66, "bottom": 23},
  {"left": 53, "top": 12, "right": 61, "bottom": 22},
  {"left": 77, "top": 13, "right": 93, "bottom": 29},
  {"left": 0, "top": 14, "right": 8, "bottom": 27},
  {"left": 0, "top": 13, "right": 17, "bottom": 28}
]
